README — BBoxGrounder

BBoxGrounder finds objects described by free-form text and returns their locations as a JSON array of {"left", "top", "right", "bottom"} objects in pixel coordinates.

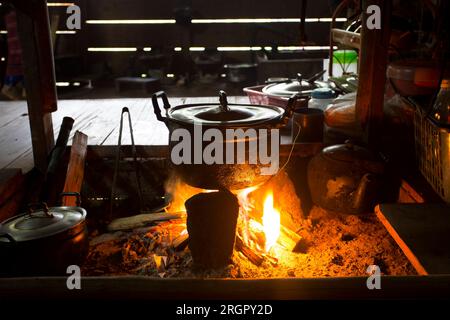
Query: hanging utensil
[{"left": 110, "top": 107, "right": 144, "bottom": 217}]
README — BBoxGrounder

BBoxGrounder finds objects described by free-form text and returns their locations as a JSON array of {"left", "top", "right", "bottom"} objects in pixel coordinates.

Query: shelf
[{"left": 331, "top": 28, "right": 361, "bottom": 49}]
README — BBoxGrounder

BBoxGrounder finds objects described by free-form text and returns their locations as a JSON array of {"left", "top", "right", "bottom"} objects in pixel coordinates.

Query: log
[
  {"left": 62, "top": 131, "right": 88, "bottom": 206},
  {"left": 172, "top": 232, "right": 189, "bottom": 251},
  {"left": 277, "top": 225, "right": 301, "bottom": 251},
  {"left": 107, "top": 212, "right": 185, "bottom": 231},
  {"left": 235, "top": 235, "right": 264, "bottom": 266}
]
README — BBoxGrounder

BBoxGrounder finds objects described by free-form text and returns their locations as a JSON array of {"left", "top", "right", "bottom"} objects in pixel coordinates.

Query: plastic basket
[{"left": 414, "top": 110, "right": 450, "bottom": 202}]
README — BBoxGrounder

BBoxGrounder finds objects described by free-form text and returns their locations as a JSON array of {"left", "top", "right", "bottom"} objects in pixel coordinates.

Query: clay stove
[{"left": 82, "top": 168, "right": 415, "bottom": 278}]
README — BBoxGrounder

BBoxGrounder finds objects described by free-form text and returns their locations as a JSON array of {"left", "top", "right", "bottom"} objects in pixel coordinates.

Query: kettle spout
[{"left": 352, "top": 173, "right": 377, "bottom": 213}]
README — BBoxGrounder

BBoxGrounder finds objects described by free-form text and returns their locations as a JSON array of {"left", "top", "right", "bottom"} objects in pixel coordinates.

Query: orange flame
[
  {"left": 236, "top": 187, "right": 280, "bottom": 253},
  {"left": 262, "top": 192, "right": 280, "bottom": 252}
]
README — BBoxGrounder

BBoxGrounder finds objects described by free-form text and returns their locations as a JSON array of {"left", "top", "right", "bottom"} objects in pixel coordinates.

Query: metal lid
[
  {"left": 0, "top": 203, "right": 86, "bottom": 242},
  {"left": 168, "top": 91, "right": 285, "bottom": 127},
  {"left": 322, "top": 141, "right": 376, "bottom": 163},
  {"left": 311, "top": 88, "right": 335, "bottom": 99},
  {"left": 262, "top": 79, "right": 316, "bottom": 97}
]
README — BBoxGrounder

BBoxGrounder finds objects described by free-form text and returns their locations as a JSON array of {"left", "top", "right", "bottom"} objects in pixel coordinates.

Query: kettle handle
[
  {"left": 353, "top": 173, "right": 377, "bottom": 212},
  {"left": 60, "top": 192, "right": 81, "bottom": 206},
  {"left": 279, "top": 93, "right": 307, "bottom": 127},
  {"left": 152, "top": 91, "right": 171, "bottom": 123},
  {"left": 0, "top": 233, "right": 15, "bottom": 243},
  {"left": 27, "top": 202, "right": 52, "bottom": 217}
]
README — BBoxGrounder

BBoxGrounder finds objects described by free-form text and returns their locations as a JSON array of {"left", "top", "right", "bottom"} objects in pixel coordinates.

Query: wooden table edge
[{"left": 374, "top": 204, "right": 428, "bottom": 276}]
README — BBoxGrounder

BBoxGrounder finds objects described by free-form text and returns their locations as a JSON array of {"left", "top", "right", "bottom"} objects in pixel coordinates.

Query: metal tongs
[{"left": 110, "top": 107, "right": 143, "bottom": 217}]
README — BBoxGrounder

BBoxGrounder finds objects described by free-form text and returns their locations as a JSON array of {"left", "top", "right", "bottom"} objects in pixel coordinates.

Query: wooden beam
[
  {"left": 355, "top": 0, "right": 391, "bottom": 147},
  {"left": 14, "top": 0, "right": 58, "bottom": 172},
  {"left": 375, "top": 205, "right": 428, "bottom": 276},
  {"left": 62, "top": 131, "right": 88, "bottom": 206},
  {"left": 1, "top": 275, "right": 450, "bottom": 300}
]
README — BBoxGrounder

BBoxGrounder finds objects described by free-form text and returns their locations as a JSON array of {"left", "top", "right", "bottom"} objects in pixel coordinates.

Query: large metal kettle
[{"left": 307, "top": 141, "right": 385, "bottom": 214}]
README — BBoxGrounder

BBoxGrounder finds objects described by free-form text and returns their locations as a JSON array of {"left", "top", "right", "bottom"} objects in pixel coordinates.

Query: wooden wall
[{"left": 1, "top": 0, "right": 344, "bottom": 76}]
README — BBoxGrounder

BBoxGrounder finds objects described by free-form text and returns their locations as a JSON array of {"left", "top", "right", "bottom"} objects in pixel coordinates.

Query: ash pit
[{"left": 82, "top": 170, "right": 416, "bottom": 278}]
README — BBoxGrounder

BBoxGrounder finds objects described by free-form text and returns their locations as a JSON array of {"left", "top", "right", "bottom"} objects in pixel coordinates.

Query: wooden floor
[{"left": 0, "top": 96, "right": 250, "bottom": 173}]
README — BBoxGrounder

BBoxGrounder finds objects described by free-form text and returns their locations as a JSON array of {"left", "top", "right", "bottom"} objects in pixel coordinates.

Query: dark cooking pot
[
  {"left": 0, "top": 193, "right": 88, "bottom": 276},
  {"left": 307, "top": 141, "right": 385, "bottom": 214},
  {"left": 152, "top": 90, "right": 300, "bottom": 190}
]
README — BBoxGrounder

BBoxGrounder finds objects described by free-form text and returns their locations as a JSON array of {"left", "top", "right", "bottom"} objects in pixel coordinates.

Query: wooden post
[
  {"left": 62, "top": 131, "right": 88, "bottom": 206},
  {"left": 355, "top": 0, "right": 391, "bottom": 147},
  {"left": 14, "top": 0, "right": 58, "bottom": 172}
]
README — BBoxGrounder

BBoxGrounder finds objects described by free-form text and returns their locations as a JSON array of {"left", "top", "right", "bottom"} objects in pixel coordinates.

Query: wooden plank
[
  {"left": 1, "top": 275, "right": 450, "bottom": 300},
  {"left": 0, "top": 96, "right": 308, "bottom": 172},
  {"left": 375, "top": 203, "right": 450, "bottom": 275},
  {"left": 0, "top": 101, "right": 28, "bottom": 128},
  {"left": 0, "top": 116, "right": 33, "bottom": 169},
  {"left": 16, "top": 1, "right": 57, "bottom": 172},
  {"left": 83, "top": 23, "right": 332, "bottom": 47},
  {"left": 62, "top": 131, "right": 88, "bottom": 206},
  {"left": 87, "top": 145, "right": 169, "bottom": 160},
  {"left": 84, "top": 0, "right": 333, "bottom": 20},
  {"left": 355, "top": 0, "right": 391, "bottom": 147},
  {"left": 398, "top": 180, "right": 425, "bottom": 204}
]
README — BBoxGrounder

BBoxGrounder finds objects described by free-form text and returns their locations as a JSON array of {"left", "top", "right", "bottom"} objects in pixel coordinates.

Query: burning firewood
[
  {"left": 107, "top": 211, "right": 185, "bottom": 231},
  {"left": 235, "top": 235, "right": 264, "bottom": 266},
  {"left": 172, "top": 231, "right": 189, "bottom": 251},
  {"left": 278, "top": 225, "right": 302, "bottom": 251}
]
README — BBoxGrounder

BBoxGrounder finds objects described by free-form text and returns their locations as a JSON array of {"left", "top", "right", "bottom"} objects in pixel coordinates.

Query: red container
[{"left": 243, "top": 85, "right": 309, "bottom": 109}]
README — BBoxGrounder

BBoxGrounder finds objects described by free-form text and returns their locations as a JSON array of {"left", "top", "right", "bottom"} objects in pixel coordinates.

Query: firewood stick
[
  {"left": 107, "top": 211, "right": 185, "bottom": 231},
  {"left": 280, "top": 224, "right": 302, "bottom": 242},
  {"left": 235, "top": 235, "right": 265, "bottom": 266},
  {"left": 277, "top": 232, "right": 297, "bottom": 251},
  {"left": 62, "top": 131, "right": 88, "bottom": 206},
  {"left": 277, "top": 225, "right": 302, "bottom": 251},
  {"left": 172, "top": 232, "right": 189, "bottom": 251}
]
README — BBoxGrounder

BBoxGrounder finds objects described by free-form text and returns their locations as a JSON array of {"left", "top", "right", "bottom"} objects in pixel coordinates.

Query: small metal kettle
[{"left": 307, "top": 141, "right": 385, "bottom": 214}]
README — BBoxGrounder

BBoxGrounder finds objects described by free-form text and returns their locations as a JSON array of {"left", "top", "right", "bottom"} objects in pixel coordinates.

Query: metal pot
[
  {"left": 0, "top": 193, "right": 88, "bottom": 276},
  {"left": 262, "top": 71, "right": 328, "bottom": 97},
  {"left": 152, "top": 90, "right": 300, "bottom": 190},
  {"left": 307, "top": 141, "right": 384, "bottom": 214}
]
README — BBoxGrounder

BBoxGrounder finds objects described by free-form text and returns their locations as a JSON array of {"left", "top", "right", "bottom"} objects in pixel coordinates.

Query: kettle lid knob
[{"left": 344, "top": 140, "right": 355, "bottom": 150}]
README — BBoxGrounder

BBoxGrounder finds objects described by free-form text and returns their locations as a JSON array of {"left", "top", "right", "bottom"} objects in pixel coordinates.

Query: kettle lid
[{"left": 322, "top": 141, "right": 376, "bottom": 163}]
